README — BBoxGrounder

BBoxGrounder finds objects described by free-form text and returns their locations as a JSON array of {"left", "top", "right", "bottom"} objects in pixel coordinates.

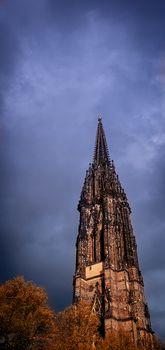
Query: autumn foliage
[
  {"left": 0, "top": 277, "right": 55, "bottom": 349},
  {"left": 0, "top": 277, "right": 164, "bottom": 350},
  {"left": 53, "top": 301, "right": 99, "bottom": 350}
]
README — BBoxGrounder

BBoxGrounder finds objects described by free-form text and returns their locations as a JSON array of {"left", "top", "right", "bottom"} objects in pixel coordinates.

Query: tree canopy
[
  {"left": 0, "top": 276, "right": 164, "bottom": 350},
  {"left": 53, "top": 301, "right": 100, "bottom": 350},
  {"left": 0, "top": 276, "right": 55, "bottom": 350}
]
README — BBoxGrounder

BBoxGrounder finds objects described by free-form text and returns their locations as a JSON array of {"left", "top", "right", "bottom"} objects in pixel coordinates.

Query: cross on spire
[{"left": 93, "top": 117, "right": 110, "bottom": 165}]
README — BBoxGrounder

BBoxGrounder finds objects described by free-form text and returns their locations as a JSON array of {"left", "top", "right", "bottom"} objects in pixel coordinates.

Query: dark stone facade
[{"left": 73, "top": 118, "right": 154, "bottom": 348}]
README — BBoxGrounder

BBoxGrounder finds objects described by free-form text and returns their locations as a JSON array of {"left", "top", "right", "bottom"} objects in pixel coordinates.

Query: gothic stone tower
[{"left": 73, "top": 118, "right": 154, "bottom": 348}]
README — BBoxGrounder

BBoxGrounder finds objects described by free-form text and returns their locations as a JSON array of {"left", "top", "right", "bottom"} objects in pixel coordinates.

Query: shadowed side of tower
[{"left": 73, "top": 118, "right": 154, "bottom": 348}]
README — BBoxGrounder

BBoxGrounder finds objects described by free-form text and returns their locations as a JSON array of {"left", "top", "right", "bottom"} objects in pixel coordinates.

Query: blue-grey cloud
[{"left": 0, "top": 0, "right": 165, "bottom": 341}]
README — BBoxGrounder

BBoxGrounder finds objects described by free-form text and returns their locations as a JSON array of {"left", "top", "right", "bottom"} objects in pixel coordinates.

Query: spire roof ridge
[{"left": 93, "top": 117, "right": 110, "bottom": 165}]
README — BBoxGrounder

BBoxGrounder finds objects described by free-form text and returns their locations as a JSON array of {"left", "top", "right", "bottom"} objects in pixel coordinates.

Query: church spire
[
  {"left": 93, "top": 117, "right": 110, "bottom": 165},
  {"left": 73, "top": 118, "right": 154, "bottom": 348}
]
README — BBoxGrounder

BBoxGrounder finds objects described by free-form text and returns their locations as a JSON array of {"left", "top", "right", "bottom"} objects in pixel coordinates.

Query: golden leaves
[
  {"left": 0, "top": 277, "right": 164, "bottom": 350},
  {"left": 0, "top": 276, "right": 55, "bottom": 349}
]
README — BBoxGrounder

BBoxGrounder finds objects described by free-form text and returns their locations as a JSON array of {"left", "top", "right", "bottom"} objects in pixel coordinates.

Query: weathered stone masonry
[{"left": 73, "top": 118, "right": 154, "bottom": 348}]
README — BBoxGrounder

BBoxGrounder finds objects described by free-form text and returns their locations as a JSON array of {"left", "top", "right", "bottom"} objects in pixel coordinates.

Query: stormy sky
[{"left": 0, "top": 0, "right": 165, "bottom": 340}]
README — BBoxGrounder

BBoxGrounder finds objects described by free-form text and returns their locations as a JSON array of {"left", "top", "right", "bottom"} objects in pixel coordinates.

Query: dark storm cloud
[
  {"left": 0, "top": 0, "right": 165, "bottom": 341},
  {"left": 47, "top": 0, "right": 165, "bottom": 52},
  {"left": 0, "top": 17, "right": 20, "bottom": 112},
  {"left": 134, "top": 143, "right": 165, "bottom": 274}
]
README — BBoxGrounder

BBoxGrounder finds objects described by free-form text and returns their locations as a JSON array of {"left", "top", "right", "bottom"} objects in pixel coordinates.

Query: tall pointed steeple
[
  {"left": 79, "top": 118, "right": 129, "bottom": 212},
  {"left": 73, "top": 118, "right": 154, "bottom": 349},
  {"left": 93, "top": 118, "right": 110, "bottom": 165}
]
